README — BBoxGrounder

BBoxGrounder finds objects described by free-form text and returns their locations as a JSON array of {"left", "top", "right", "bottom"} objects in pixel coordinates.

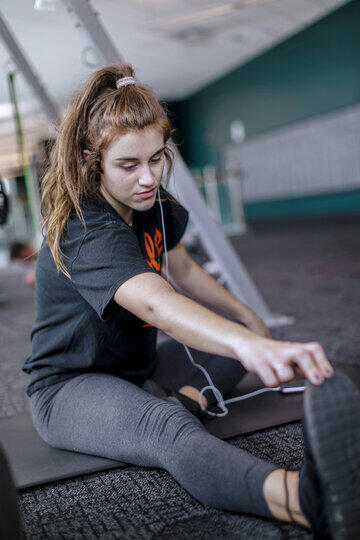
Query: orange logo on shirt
[
  {"left": 144, "top": 229, "right": 163, "bottom": 272},
  {"left": 142, "top": 228, "right": 164, "bottom": 328}
]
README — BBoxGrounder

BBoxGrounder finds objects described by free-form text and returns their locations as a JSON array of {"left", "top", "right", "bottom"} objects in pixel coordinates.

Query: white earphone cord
[{"left": 157, "top": 191, "right": 299, "bottom": 417}]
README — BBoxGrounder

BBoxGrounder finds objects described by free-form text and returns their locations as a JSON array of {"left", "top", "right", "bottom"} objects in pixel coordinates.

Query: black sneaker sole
[{"left": 304, "top": 369, "right": 360, "bottom": 539}]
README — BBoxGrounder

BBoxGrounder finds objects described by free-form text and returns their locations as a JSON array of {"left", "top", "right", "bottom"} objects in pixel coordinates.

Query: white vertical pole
[{"left": 203, "top": 165, "right": 222, "bottom": 224}]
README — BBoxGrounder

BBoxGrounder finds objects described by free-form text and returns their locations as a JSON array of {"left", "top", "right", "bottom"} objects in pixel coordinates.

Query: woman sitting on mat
[{"left": 23, "top": 64, "right": 360, "bottom": 538}]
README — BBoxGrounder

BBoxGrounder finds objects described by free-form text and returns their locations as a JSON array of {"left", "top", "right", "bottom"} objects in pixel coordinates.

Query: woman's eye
[
  {"left": 121, "top": 155, "right": 162, "bottom": 170},
  {"left": 150, "top": 156, "right": 162, "bottom": 164}
]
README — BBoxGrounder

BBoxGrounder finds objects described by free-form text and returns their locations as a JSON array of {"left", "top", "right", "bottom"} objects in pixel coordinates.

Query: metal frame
[
  {"left": 0, "top": 11, "right": 59, "bottom": 124},
  {"left": 0, "top": 11, "right": 57, "bottom": 248},
  {"left": 0, "top": 1, "right": 293, "bottom": 326}
]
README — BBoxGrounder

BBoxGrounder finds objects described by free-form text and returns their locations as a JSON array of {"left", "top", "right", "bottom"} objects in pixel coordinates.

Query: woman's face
[{"left": 99, "top": 126, "right": 166, "bottom": 224}]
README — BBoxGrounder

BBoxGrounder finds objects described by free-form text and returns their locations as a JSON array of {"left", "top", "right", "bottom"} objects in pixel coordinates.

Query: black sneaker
[
  {"left": 142, "top": 379, "right": 208, "bottom": 421},
  {"left": 299, "top": 369, "right": 360, "bottom": 539}
]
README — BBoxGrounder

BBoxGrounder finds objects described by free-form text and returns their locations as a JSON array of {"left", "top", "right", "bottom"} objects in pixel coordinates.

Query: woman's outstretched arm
[
  {"left": 114, "top": 272, "right": 333, "bottom": 388},
  {"left": 165, "top": 242, "right": 270, "bottom": 338}
]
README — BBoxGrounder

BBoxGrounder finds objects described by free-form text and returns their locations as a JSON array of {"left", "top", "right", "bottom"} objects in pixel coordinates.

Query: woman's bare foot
[{"left": 263, "top": 469, "right": 310, "bottom": 528}]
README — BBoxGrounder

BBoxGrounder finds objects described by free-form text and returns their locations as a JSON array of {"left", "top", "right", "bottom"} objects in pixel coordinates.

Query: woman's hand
[{"left": 233, "top": 334, "right": 334, "bottom": 387}]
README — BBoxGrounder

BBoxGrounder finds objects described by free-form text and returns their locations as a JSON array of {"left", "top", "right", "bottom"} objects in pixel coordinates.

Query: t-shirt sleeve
[
  {"left": 160, "top": 187, "right": 190, "bottom": 251},
  {"left": 70, "top": 224, "right": 157, "bottom": 320}
]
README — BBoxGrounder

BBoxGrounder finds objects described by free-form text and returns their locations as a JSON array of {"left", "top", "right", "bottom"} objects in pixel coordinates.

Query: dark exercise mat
[
  {"left": 2, "top": 364, "right": 359, "bottom": 490},
  {"left": 0, "top": 413, "right": 125, "bottom": 490},
  {"left": 203, "top": 372, "right": 305, "bottom": 439},
  {"left": 205, "top": 363, "right": 360, "bottom": 440}
]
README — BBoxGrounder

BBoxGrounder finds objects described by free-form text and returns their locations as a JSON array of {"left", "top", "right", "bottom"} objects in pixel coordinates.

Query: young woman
[{"left": 23, "top": 64, "right": 360, "bottom": 538}]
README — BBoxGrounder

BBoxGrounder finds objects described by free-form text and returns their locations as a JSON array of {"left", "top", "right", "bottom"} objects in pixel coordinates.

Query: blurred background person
[{"left": 9, "top": 241, "right": 36, "bottom": 286}]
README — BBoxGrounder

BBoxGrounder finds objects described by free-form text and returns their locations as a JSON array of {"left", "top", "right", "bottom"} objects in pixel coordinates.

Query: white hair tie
[{"left": 116, "top": 76, "right": 136, "bottom": 89}]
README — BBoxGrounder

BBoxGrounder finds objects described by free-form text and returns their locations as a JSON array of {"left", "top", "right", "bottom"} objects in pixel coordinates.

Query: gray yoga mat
[
  {"left": 0, "top": 413, "right": 124, "bottom": 490},
  {"left": 0, "top": 372, "right": 309, "bottom": 490}
]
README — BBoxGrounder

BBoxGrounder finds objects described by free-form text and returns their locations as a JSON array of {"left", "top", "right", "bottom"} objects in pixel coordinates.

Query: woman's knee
[
  {"left": 133, "top": 398, "right": 205, "bottom": 463},
  {"left": 30, "top": 382, "right": 206, "bottom": 467}
]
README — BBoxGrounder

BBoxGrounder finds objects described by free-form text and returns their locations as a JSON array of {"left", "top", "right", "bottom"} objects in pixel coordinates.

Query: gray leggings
[{"left": 29, "top": 339, "right": 277, "bottom": 519}]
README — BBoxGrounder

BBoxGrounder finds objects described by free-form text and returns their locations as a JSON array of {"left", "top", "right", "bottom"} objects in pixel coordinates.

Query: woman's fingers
[
  {"left": 272, "top": 363, "right": 295, "bottom": 383},
  {"left": 237, "top": 336, "right": 333, "bottom": 387},
  {"left": 279, "top": 342, "right": 333, "bottom": 385},
  {"left": 293, "top": 364, "right": 306, "bottom": 378},
  {"left": 256, "top": 362, "right": 279, "bottom": 387},
  {"left": 256, "top": 362, "right": 294, "bottom": 387},
  {"left": 302, "top": 342, "right": 334, "bottom": 377},
  {"left": 295, "top": 349, "right": 323, "bottom": 385}
]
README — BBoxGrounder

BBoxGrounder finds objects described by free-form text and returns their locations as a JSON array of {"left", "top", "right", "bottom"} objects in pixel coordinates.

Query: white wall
[{"left": 224, "top": 102, "right": 360, "bottom": 203}]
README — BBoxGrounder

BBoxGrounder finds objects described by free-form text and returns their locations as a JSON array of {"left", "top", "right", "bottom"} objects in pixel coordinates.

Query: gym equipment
[
  {"left": 0, "top": 179, "right": 9, "bottom": 225},
  {"left": 0, "top": 11, "right": 59, "bottom": 123},
  {"left": 7, "top": 70, "right": 42, "bottom": 248}
]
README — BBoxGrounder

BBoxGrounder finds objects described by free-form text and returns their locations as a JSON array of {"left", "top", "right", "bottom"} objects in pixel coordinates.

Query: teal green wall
[
  {"left": 167, "top": 1, "right": 360, "bottom": 220},
  {"left": 245, "top": 189, "right": 360, "bottom": 222}
]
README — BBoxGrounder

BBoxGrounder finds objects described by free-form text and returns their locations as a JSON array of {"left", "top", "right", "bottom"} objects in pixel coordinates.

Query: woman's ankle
[
  {"left": 263, "top": 469, "right": 311, "bottom": 528},
  {"left": 178, "top": 385, "right": 208, "bottom": 409}
]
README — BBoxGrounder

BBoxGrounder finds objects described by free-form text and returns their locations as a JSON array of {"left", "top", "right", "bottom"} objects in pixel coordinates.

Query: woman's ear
[{"left": 83, "top": 149, "right": 91, "bottom": 161}]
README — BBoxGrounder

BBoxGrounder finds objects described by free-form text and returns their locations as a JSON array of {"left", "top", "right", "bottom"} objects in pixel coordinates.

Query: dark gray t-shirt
[{"left": 22, "top": 186, "right": 189, "bottom": 397}]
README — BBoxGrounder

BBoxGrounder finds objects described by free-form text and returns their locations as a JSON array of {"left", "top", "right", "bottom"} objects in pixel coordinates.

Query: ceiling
[{"left": 0, "top": 0, "right": 350, "bottom": 173}]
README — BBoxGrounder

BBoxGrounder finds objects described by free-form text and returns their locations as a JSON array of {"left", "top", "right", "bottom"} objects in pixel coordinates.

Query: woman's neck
[{"left": 99, "top": 187, "right": 133, "bottom": 227}]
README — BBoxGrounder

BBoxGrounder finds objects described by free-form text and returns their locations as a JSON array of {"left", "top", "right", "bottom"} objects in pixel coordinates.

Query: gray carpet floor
[{"left": 1, "top": 216, "right": 360, "bottom": 539}]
